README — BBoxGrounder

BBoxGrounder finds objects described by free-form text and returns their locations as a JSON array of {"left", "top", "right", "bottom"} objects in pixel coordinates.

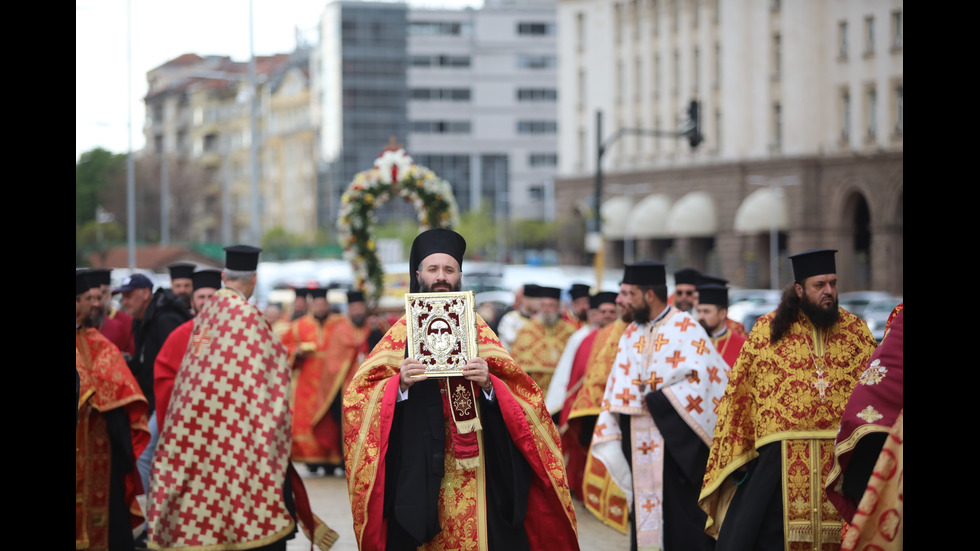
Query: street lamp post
[{"left": 592, "top": 100, "right": 703, "bottom": 286}]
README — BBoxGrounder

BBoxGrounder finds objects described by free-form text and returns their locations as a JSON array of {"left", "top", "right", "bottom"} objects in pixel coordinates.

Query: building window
[
  {"left": 576, "top": 12, "right": 585, "bottom": 51},
  {"left": 864, "top": 16, "right": 875, "bottom": 55},
  {"left": 772, "top": 102, "right": 782, "bottom": 149},
  {"left": 693, "top": 47, "right": 701, "bottom": 90},
  {"left": 713, "top": 43, "right": 721, "bottom": 89},
  {"left": 838, "top": 21, "right": 848, "bottom": 59},
  {"left": 673, "top": 49, "right": 680, "bottom": 95},
  {"left": 866, "top": 86, "right": 877, "bottom": 140},
  {"left": 653, "top": 54, "right": 661, "bottom": 98},
  {"left": 528, "top": 153, "right": 558, "bottom": 167},
  {"left": 771, "top": 33, "right": 781, "bottom": 80},
  {"left": 409, "top": 21, "right": 472, "bottom": 36},
  {"left": 411, "top": 88, "right": 471, "bottom": 101},
  {"left": 517, "top": 22, "right": 555, "bottom": 36},
  {"left": 577, "top": 69, "right": 586, "bottom": 109},
  {"left": 893, "top": 84, "right": 903, "bottom": 136},
  {"left": 410, "top": 54, "right": 471, "bottom": 68},
  {"left": 650, "top": 0, "right": 658, "bottom": 36},
  {"left": 891, "top": 10, "right": 903, "bottom": 50},
  {"left": 516, "top": 55, "right": 556, "bottom": 69},
  {"left": 840, "top": 89, "right": 851, "bottom": 142},
  {"left": 517, "top": 88, "right": 557, "bottom": 102},
  {"left": 411, "top": 120, "right": 472, "bottom": 134},
  {"left": 614, "top": 4, "right": 622, "bottom": 44},
  {"left": 517, "top": 120, "right": 557, "bottom": 134},
  {"left": 204, "top": 133, "right": 219, "bottom": 153}
]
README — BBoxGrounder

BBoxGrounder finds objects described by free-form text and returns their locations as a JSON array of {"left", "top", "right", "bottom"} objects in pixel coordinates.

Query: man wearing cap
[
  {"left": 510, "top": 285, "right": 579, "bottom": 392},
  {"left": 76, "top": 270, "right": 150, "bottom": 551},
  {"left": 672, "top": 267, "right": 701, "bottom": 314},
  {"left": 151, "top": 268, "right": 222, "bottom": 435},
  {"left": 588, "top": 261, "right": 730, "bottom": 550},
  {"left": 282, "top": 287, "right": 370, "bottom": 475},
  {"left": 343, "top": 228, "right": 579, "bottom": 550},
  {"left": 148, "top": 245, "right": 338, "bottom": 551},
  {"left": 545, "top": 291, "right": 618, "bottom": 502},
  {"left": 563, "top": 282, "right": 592, "bottom": 328},
  {"left": 114, "top": 271, "right": 192, "bottom": 506},
  {"left": 699, "top": 249, "right": 877, "bottom": 550},
  {"left": 496, "top": 283, "right": 538, "bottom": 351},
  {"left": 167, "top": 262, "right": 196, "bottom": 311},
  {"left": 695, "top": 283, "right": 747, "bottom": 368},
  {"left": 88, "top": 267, "right": 136, "bottom": 358}
]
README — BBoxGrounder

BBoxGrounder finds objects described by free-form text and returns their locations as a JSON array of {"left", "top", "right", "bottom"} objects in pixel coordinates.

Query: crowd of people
[{"left": 77, "top": 229, "right": 902, "bottom": 550}]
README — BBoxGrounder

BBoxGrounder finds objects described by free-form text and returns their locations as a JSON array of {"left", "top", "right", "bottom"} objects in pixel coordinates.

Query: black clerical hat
[
  {"left": 309, "top": 288, "right": 328, "bottom": 299},
  {"left": 523, "top": 284, "right": 542, "bottom": 298},
  {"left": 87, "top": 268, "right": 112, "bottom": 287},
  {"left": 538, "top": 286, "right": 562, "bottom": 300},
  {"left": 623, "top": 261, "right": 666, "bottom": 286},
  {"left": 569, "top": 283, "right": 591, "bottom": 300},
  {"left": 697, "top": 274, "right": 728, "bottom": 287},
  {"left": 697, "top": 283, "right": 729, "bottom": 308},
  {"left": 409, "top": 228, "right": 466, "bottom": 293},
  {"left": 76, "top": 270, "right": 99, "bottom": 296},
  {"left": 168, "top": 262, "right": 196, "bottom": 280},
  {"left": 590, "top": 291, "right": 617, "bottom": 309},
  {"left": 347, "top": 290, "right": 365, "bottom": 303},
  {"left": 789, "top": 249, "right": 837, "bottom": 281},
  {"left": 192, "top": 269, "right": 222, "bottom": 291},
  {"left": 674, "top": 268, "right": 700, "bottom": 285},
  {"left": 223, "top": 245, "right": 262, "bottom": 271}
]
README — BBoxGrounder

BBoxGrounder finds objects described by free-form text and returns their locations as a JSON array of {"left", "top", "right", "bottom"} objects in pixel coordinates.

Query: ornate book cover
[{"left": 405, "top": 291, "right": 478, "bottom": 377}]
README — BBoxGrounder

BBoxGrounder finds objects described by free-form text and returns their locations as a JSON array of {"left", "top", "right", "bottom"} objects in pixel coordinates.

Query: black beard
[
  {"left": 419, "top": 279, "right": 461, "bottom": 293},
  {"left": 800, "top": 294, "right": 840, "bottom": 328},
  {"left": 350, "top": 314, "right": 367, "bottom": 328},
  {"left": 632, "top": 301, "right": 651, "bottom": 324},
  {"left": 699, "top": 319, "right": 715, "bottom": 334}
]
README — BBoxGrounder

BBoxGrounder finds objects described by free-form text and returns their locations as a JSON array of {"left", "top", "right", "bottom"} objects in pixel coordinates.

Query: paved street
[{"left": 287, "top": 469, "right": 630, "bottom": 551}]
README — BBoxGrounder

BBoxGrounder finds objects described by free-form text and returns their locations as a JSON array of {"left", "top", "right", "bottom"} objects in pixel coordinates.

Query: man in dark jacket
[{"left": 114, "top": 272, "right": 192, "bottom": 546}]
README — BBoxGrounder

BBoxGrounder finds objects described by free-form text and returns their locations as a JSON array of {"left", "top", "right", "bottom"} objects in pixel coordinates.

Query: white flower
[{"left": 373, "top": 148, "right": 414, "bottom": 184}]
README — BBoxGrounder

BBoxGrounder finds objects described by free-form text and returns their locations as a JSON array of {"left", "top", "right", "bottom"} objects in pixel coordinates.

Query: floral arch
[{"left": 337, "top": 147, "right": 460, "bottom": 305}]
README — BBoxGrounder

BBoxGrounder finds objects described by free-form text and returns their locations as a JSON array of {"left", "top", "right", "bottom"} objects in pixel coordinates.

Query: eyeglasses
[{"left": 675, "top": 290, "right": 696, "bottom": 296}]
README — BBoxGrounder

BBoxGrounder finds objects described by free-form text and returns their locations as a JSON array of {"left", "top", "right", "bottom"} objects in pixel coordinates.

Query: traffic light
[{"left": 687, "top": 100, "right": 703, "bottom": 149}]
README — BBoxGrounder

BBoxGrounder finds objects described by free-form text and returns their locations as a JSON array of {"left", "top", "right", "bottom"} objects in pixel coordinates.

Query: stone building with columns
[{"left": 555, "top": 0, "right": 902, "bottom": 294}]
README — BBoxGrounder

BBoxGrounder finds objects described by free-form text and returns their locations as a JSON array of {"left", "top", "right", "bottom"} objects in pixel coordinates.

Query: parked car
[
  {"left": 860, "top": 296, "right": 903, "bottom": 343},
  {"left": 727, "top": 288, "right": 781, "bottom": 333},
  {"left": 838, "top": 291, "right": 896, "bottom": 320}
]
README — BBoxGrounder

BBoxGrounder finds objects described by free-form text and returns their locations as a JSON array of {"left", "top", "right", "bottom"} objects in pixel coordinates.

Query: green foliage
[
  {"left": 511, "top": 219, "right": 558, "bottom": 250},
  {"left": 76, "top": 148, "right": 126, "bottom": 226},
  {"left": 456, "top": 203, "right": 498, "bottom": 260}
]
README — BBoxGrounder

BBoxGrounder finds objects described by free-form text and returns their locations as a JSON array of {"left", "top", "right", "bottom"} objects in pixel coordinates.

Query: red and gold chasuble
[
  {"left": 343, "top": 316, "right": 579, "bottom": 551},
  {"left": 76, "top": 327, "right": 150, "bottom": 550},
  {"left": 827, "top": 307, "right": 903, "bottom": 538},
  {"left": 699, "top": 309, "right": 876, "bottom": 550},
  {"left": 588, "top": 310, "right": 730, "bottom": 548},
  {"left": 282, "top": 314, "right": 368, "bottom": 464},
  {"left": 149, "top": 289, "right": 337, "bottom": 551},
  {"left": 510, "top": 317, "right": 578, "bottom": 391}
]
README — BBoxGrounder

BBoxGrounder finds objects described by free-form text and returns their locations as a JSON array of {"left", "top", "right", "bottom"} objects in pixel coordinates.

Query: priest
[
  {"left": 343, "top": 228, "right": 579, "bottom": 551},
  {"left": 699, "top": 249, "right": 877, "bottom": 550}
]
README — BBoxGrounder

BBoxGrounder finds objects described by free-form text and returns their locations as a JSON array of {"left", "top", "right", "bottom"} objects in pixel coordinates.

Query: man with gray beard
[{"left": 510, "top": 285, "right": 578, "bottom": 392}]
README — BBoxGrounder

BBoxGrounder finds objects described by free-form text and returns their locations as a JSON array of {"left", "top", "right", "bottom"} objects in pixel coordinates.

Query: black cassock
[{"left": 383, "top": 378, "right": 533, "bottom": 550}]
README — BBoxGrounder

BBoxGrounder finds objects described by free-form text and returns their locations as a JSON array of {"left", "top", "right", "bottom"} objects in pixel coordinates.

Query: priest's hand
[
  {"left": 463, "top": 357, "right": 492, "bottom": 392},
  {"left": 399, "top": 357, "right": 427, "bottom": 393}
]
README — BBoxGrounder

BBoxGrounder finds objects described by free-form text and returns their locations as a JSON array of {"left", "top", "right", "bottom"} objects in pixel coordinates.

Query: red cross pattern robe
[
  {"left": 587, "top": 308, "right": 730, "bottom": 550},
  {"left": 148, "top": 288, "right": 337, "bottom": 551}
]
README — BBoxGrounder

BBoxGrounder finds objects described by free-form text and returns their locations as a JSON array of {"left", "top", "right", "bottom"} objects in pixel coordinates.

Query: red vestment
[
  {"left": 558, "top": 328, "right": 598, "bottom": 501},
  {"left": 282, "top": 314, "right": 368, "bottom": 464},
  {"left": 99, "top": 307, "right": 135, "bottom": 356},
  {"left": 76, "top": 327, "right": 150, "bottom": 550},
  {"left": 343, "top": 315, "right": 580, "bottom": 550},
  {"left": 152, "top": 319, "right": 193, "bottom": 433},
  {"left": 148, "top": 289, "right": 337, "bottom": 550},
  {"left": 712, "top": 327, "right": 747, "bottom": 368}
]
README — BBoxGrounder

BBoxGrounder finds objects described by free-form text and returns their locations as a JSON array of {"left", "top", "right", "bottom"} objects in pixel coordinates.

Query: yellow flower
[{"left": 367, "top": 240, "right": 376, "bottom": 251}]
